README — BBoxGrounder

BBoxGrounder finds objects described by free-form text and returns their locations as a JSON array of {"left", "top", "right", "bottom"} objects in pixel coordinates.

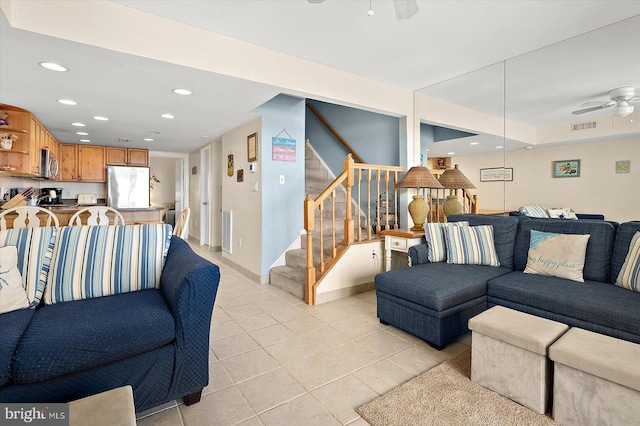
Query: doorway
[{"left": 200, "top": 146, "right": 211, "bottom": 247}]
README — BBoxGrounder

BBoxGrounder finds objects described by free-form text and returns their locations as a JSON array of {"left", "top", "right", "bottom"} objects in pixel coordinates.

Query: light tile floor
[{"left": 136, "top": 242, "right": 471, "bottom": 426}]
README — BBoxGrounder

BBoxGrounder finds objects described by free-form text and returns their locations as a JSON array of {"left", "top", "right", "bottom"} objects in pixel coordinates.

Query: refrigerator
[{"left": 107, "top": 165, "right": 150, "bottom": 208}]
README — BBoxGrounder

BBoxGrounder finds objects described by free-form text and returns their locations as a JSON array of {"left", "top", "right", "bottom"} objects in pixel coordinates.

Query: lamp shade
[
  {"left": 438, "top": 164, "right": 476, "bottom": 189},
  {"left": 396, "top": 166, "right": 444, "bottom": 189}
]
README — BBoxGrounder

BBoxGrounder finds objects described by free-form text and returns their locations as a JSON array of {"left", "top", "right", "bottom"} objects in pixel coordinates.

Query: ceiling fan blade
[
  {"left": 579, "top": 101, "right": 609, "bottom": 107},
  {"left": 629, "top": 95, "right": 640, "bottom": 103},
  {"left": 572, "top": 102, "right": 615, "bottom": 115},
  {"left": 393, "top": 0, "right": 419, "bottom": 20}
]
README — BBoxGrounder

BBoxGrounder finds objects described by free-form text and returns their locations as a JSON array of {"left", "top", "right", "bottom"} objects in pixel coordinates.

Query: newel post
[
  {"left": 343, "top": 154, "right": 355, "bottom": 244},
  {"left": 304, "top": 194, "right": 316, "bottom": 305}
]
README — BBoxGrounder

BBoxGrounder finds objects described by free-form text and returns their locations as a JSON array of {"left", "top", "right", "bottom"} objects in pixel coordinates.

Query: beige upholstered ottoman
[
  {"left": 468, "top": 306, "right": 569, "bottom": 414},
  {"left": 69, "top": 385, "right": 136, "bottom": 426},
  {"left": 549, "top": 328, "right": 640, "bottom": 426}
]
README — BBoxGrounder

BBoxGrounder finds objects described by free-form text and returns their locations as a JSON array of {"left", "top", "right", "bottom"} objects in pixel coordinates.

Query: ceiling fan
[
  {"left": 308, "top": 0, "right": 419, "bottom": 20},
  {"left": 572, "top": 86, "right": 639, "bottom": 117}
]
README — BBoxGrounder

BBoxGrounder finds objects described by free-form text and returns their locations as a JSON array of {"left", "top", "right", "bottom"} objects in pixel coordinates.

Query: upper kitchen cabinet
[
  {"left": 106, "top": 147, "right": 148, "bottom": 167},
  {"left": 60, "top": 144, "right": 106, "bottom": 182}
]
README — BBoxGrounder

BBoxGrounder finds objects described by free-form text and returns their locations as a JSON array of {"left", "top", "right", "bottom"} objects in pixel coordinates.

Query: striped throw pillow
[
  {"left": 518, "top": 205, "right": 550, "bottom": 218},
  {"left": 44, "top": 224, "right": 172, "bottom": 304},
  {"left": 445, "top": 225, "right": 500, "bottom": 267},
  {"left": 616, "top": 231, "right": 640, "bottom": 292},
  {"left": 0, "top": 227, "right": 57, "bottom": 307},
  {"left": 425, "top": 222, "right": 469, "bottom": 262}
]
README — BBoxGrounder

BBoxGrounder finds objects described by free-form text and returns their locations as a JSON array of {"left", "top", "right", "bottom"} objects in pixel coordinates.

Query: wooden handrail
[
  {"left": 306, "top": 102, "right": 365, "bottom": 163},
  {"left": 304, "top": 153, "right": 404, "bottom": 305}
]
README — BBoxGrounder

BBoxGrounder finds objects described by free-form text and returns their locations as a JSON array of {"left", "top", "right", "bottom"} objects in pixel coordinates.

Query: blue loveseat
[
  {"left": 375, "top": 214, "right": 640, "bottom": 349},
  {"left": 0, "top": 234, "right": 220, "bottom": 413}
]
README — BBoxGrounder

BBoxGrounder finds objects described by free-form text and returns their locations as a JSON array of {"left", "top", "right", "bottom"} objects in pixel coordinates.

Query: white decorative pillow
[
  {"left": 424, "top": 221, "right": 468, "bottom": 262},
  {"left": 0, "top": 246, "right": 31, "bottom": 314},
  {"left": 518, "top": 205, "right": 550, "bottom": 218},
  {"left": 524, "top": 230, "right": 590, "bottom": 282},
  {"left": 615, "top": 231, "right": 640, "bottom": 292},
  {"left": 445, "top": 225, "right": 500, "bottom": 267},
  {"left": 548, "top": 208, "right": 578, "bottom": 220}
]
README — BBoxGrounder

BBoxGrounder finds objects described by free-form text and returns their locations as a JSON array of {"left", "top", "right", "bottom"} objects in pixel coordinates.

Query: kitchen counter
[{"left": 1, "top": 205, "right": 165, "bottom": 226}]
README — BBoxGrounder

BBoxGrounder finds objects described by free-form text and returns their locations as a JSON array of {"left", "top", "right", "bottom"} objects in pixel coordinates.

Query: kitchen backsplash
[{"left": 0, "top": 176, "right": 106, "bottom": 201}]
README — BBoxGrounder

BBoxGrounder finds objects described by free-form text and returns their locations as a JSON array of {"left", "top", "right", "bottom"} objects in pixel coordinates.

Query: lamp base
[
  {"left": 443, "top": 195, "right": 463, "bottom": 217},
  {"left": 407, "top": 195, "right": 429, "bottom": 231}
]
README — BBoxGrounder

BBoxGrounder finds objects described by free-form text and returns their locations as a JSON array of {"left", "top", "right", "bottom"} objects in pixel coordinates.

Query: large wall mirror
[
  {"left": 414, "top": 61, "right": 509, "bottom": 218},
  {"left": 503, "top": 15, "right": 639, "bottom": 222},
  {"left": 415, "top": 14, "right": 639, "bottom": 223}
]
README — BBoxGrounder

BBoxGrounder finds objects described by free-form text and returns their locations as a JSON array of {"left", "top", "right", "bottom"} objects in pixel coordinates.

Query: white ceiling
[{"left": 1, "top": 1, "right": 640, "bottom": 154}]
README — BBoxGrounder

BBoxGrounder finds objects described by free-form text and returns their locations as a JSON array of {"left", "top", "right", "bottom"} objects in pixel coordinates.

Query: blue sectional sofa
[
  {"left": 0, "top": 233, "right": 220, "bottom": 413},
  {"left": 375, "top": 214, "right": 640, "bottom": 349}
]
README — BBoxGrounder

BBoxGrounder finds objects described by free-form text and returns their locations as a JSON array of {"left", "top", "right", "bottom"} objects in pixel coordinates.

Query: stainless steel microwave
[{"left": 41, "top": 148, "right": 59, "bottom": 179}]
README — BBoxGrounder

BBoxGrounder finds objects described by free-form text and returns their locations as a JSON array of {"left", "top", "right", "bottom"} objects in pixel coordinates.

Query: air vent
[
  {"left": 572, "top": 121, "right": 597, "bottom": 131},
  {"left": 118, "top": 137, "right": 131, "bottom": 143}
]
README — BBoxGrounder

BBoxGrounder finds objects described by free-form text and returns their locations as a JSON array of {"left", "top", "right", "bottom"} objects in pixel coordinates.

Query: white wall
[
  {"left": 149, "top": 156, "right": 176, "bottom": 208},
  {"left": 221, "top": 117, "right": 262, "bottom": 276},
  {"left": 456, "top": 136, "right": 640, "bottom": 222}
]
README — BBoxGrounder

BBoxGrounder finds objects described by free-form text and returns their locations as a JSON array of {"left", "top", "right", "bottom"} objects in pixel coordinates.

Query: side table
[{"left": 380, "top": 228, "right": 425, "bottom": 271}]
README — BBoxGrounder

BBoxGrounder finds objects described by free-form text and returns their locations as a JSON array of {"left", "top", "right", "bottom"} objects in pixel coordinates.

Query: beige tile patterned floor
[{"left": 136, "top": 242, "right": 471, "bottom": 425}]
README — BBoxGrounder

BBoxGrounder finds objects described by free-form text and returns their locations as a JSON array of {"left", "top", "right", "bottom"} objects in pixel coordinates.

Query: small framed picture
[
  {"left": 553, "top": 160, "right": 580, "bottom": 178},
  {"left": 616, "top": 160, "right": 630, "bottom": 174},
  {"left": 480, "top": 167, "right": 513, "bottom": 182},
  {"left": 237, "top": 169, "right": 244, "bottom": 182},
  {"left": 247, "top": 133, "right": 258, "bottom": 162}
]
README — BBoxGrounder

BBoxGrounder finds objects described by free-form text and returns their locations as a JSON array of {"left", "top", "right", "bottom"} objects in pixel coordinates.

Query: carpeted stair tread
[{"left": 269, "top": 266, "right": 305, "bottom": 300}]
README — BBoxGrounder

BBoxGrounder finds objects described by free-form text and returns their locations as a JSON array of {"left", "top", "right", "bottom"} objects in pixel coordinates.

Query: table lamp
[
  {"left": 395, "top": 166, "right": 444, "bottom": 231},
  {"left": 437, "top": 164, "right": 476, "bottom": 217}
]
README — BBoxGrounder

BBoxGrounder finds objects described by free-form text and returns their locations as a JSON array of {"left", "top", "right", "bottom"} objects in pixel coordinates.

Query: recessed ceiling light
[
  {"left": 161, "top": 113, "right": 175, "bottom": 119},
  {"left": 76, "top": 132, "right": 89, "bottom": 136},
  {"left": 79, "top": 139, "right": 90, "bottom": 143},
  {"left": 57, "top": 99, "right": 77, "bottom": 106},
  {"left": 71, "top": 122, "right": 86, "bottom": 127},
  {"left": 447, "top": 152, "right": 455, "bottom": 155},
  {"left": 201, "top": 135, "right": 209, "bottom": 139},
  {"left": 525, "top": 146, "right": 533, "bottom": 150},
  {"left": 469, "top": 142, "right": 479, "bottom": 145},
  {"left": 495, "top": 145, "right": 504, "bottom": 149},
  {"left": 93, "top": 116, "right": 109, "bottom": 121},
  {"left": 39, "top": 62, "right": 68, "bottom": 72},
  {"left": 143, "top": 138, "right": 154, "bottom": 142},
  {"left": 172, "top": 88, "right": 192, "bottom": 95}
]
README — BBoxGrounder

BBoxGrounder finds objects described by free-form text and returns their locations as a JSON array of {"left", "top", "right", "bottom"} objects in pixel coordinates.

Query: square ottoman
[
  {"left": 468, "top": 306, "right": 568, "bottom": 414},
  {"left": 549, "top": 328, "right": 640, "bottom": 426}
]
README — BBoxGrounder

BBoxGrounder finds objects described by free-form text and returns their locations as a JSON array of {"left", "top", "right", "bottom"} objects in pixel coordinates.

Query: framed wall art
[
  {"left": 553, "top": 160, "right": 580, "bottom": 178},
  {"left": 247, "top": 132, "right": 258, "bottom": 162},
  {"left": 616, "top": 160, "right": 630, "bottom": 174},
  {"left": 480, "top": 167, "right": 513, "bottom": 182}
]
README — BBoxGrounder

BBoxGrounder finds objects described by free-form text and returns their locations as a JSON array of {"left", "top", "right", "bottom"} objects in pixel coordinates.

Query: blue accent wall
[
  {"left": 305, "top": 100, "right": 400, "bottom": 175},
  {"left": 256, "top": 95, "right": 306, "bottom": 275}
]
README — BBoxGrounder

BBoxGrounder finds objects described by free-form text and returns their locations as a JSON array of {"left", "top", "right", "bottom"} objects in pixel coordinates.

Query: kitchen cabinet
[
  {"left": 78, "top": 145, "right": 106, "bottom": 182},
  {"left": 0, "top": 105, "right": 31, "bottom": 175},
  {"left": 59, "top": 143, "right": 78, "bottom": 181},
  {"left": 106, "top": 147, "right": 149, "bottom": 167},
  {"left": 59, "top": 144, "right": 106, "bottom": 182}
]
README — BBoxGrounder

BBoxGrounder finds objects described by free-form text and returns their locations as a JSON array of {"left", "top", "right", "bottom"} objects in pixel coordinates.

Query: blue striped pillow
[
  {"left": 425, "top": 222, "right": 469, "bottom": 262},
  {"left": 44, "top": 224, "right": 172, "bottom": 304},
  {"left": 615, "top": 231, "right": 640, "bottom": 292},
  {"left": 518, "top": 205, "right": 550, "bottom": 218},
  {"left": 0, "top": 227, "right": 57, "bottom": 307},
  {"left": 445, "top": 225, "right": 500, "bottom": 267}
]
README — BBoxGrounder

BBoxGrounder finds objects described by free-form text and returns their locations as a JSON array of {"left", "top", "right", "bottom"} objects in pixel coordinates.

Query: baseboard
[{"left": 220, "top": 257, "right": 268, "bottom": 284}]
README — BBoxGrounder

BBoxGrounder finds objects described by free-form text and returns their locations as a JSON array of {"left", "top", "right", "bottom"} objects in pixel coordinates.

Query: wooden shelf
[
  {"left": 0, "top": 149, "right": 29, "bottom": 154},
  {"left": 0, "top": 127, "right": 29, "bottom": 134}
]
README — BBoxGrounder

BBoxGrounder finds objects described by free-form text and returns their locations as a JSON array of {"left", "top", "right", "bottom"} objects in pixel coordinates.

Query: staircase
[{"left": 269, "top": 143, "right": 347, "bottom": 299}]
